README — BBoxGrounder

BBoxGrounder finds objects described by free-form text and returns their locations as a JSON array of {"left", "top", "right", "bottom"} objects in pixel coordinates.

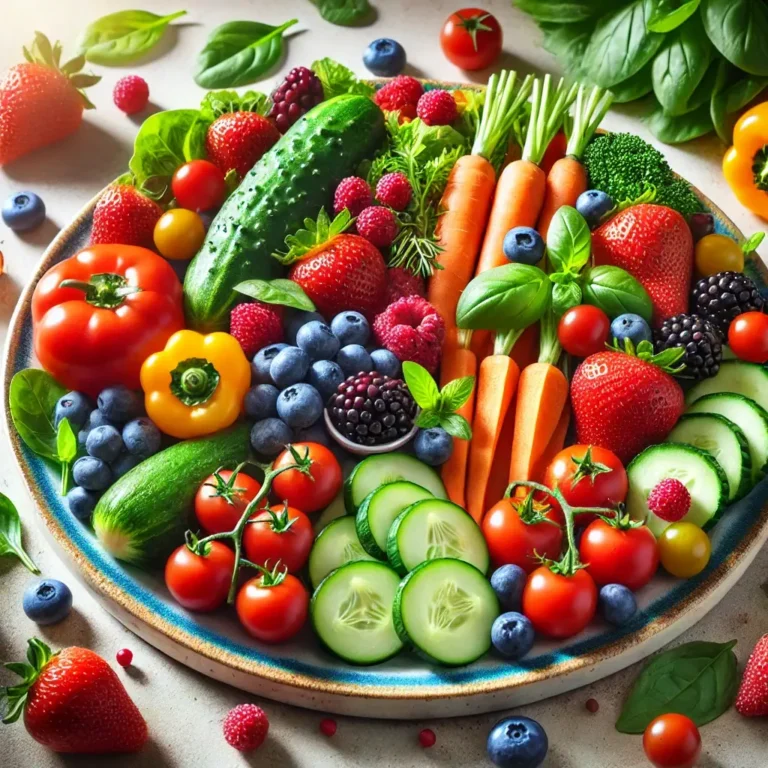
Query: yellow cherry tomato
[
  {"left": 723, "top": 101, "right": 768, "bottom": 220},
  {"left": 658, "top": 522, "right": 711, "bottom": 579},
  {"left": 694, "top": 233, "right": 744, "bottom": 276},
  {"left": 153, "top": 208, "right": 205, "bottom": 261}
]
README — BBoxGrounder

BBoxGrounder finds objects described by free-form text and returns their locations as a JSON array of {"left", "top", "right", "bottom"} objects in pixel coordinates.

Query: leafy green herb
[
  {"left": 78, "top": 9, "right": 187, "bottom": 65},
  {"left": 234, "top": 278, "right": 315, "bottom": 311},
  {"left": 647, "top": 0, "right": 701, "bottom": 32},
  {"left": 646, "top": 97, "right": 714, "bottom": 144},
  {"left": 616, "top": 640, "right": 738, "bottom": 733},
  {"left": 552, "top": 282, "right": 583, "bottom": 319},
  {"left": 194, "top": 19, "right": 298, "bottom": 89},
  {"left": 539, "top": 20, "right": 594, "bottom": 79},
  {"left": 701, "top": 0, "right": 768, "bottom": 77},
  {"left": 56, "top": 419, "right": 77, "bottom": 495},
  {"left": 199, "top": 89, "right": 270, "bottom": 119},
  {"left": 311, "top": 0, "right": 372, "bottom": 26},
  {"left": 311, "top": 57, "right": 374, "bottom": 99},
  {"left": 546, "top": 206, "right": 591, "bottom": 277},
  {"left": 710, "top": 60, "right": 768, "bottom": 142},
  {"left": 743, "top": 232, "right": 766, "bottom": 255},
  {"left": 581, "top": 265, "right": 653, "bottom": 322},
  {"left": 608, "top": 63, "right": 654, "bottom": 103},
  {"left": 514, "top": 0, "right": 612, "bottom": 23},
  {"left": 9, "top": 369, "right": 66, "bottom": 462},
  {"left": 0, "top": 493, "right": 40, "bottom": 575}
]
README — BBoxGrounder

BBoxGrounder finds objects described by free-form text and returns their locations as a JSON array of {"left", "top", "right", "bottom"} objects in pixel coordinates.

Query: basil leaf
[
  {"left": 312, "top": 0, "right": 372, "bottom": 26},
  {"left": 440, "top": 376, "right": 475, "bottom": 412},
  {"left": 609, "top": 62, "right": 654, "bottom": 104},
  {"left": 743, "top": 232, "right": 766, "bottom": 255},
  {"left": 647, "top": 0, "right": 700, "bottom": 33},
  {"left": 582, "top": 265, "right": 654, "bottom": 322},
  {"left": 439, "top": 413, "right": 472, "bottom": 441},
  {"left": 311, "top": 57, "right": 374, "bottom": 99},
  {"left": 552, "top": 281, "right": 583, "bottom": 319},
  {"left": 701, "top": 0, "right": 768, "bottom": 77},
  {"left": 403, "top": 362, "right": 440, "bottom": 410},
  {"left": 415, "top": 411, "right": 441, "bottom": 429},
  {"left": 710, "top": 59, "right": 768, "bottom": 142},
  {"left": 457, "top": 264, "right": 551, "bottom": 331},
  {"left": 546, "top": 206, "right": 591, "bottom": 276},
  {"left": 646, "top": 97, "right": 714, "bottom": 143},
  {"left": 616, "top": 640, "right": 738, "bottom": 733},
  {"left": 78, "top": 9, "right": 187, "bottom": 65},
  {"left": 9, "top": 369, "right": 66, "bottom": 461},
  {"left": 515, "top": 0, "right": 612, "bottom": 23},
  {"left": 234, "top": 279, "right": 315, "bottom": 311},
  {"left": 0, "top": 493, "right": 39, "bottom": 575},
  {"left": 194, "top": 19, "right": 298, "bottom": 89}
]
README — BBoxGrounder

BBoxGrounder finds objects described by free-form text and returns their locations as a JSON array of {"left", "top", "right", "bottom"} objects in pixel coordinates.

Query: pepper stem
[
  {"left": 170, "top": 358, "right": 221, "bottom": 406},
  {"left": 60, "top": 273, "right": 142, "bottom": 309},
  {"left": 753, "top": 144, "right": 768, "bottom": 193}
]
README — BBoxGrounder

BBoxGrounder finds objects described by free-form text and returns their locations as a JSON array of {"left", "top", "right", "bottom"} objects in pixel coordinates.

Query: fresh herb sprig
[{"left": 0, "top": 493, "right": 40, "bottom": 575}]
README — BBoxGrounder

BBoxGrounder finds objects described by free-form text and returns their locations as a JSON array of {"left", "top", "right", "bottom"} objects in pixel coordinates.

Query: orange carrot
[
  {"left": 510, "top": 323, "right": 540, "bottom": 371},
  {"left": 483, "top": 391, "right": 517, "bottom": 516},
  {"left": 530, "top": 402, "right": 571, "bottom": 483}
]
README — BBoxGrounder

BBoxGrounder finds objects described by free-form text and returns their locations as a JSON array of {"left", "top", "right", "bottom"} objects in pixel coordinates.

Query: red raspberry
[
  {"left": 373, "top": 296, "right": 445, "bottom": 374},
  {"left": 223, "top": 704, "right": 269, "bottom": 752},
  {"left": 375, "top": 75, "right": 423, "bottom": 115},
  {"left": 229, "top": 302, "right": 283, "bottom": 358},
  {"left": 647, "top": 478, "right": 691, "bottom": 522},
  {"left": 356, "top": 206, "right": 398, "bottom": 248},
  {"left": 386, "top": 266, "right": 425, "bottom": 305},
  {"left": 376, "top": 172, "right": 413, "bottom": 211},
  {"left": 334, "top": 176, "right": 372, "bottom": 217},
  {"left": 113, "top": 75, "right": 150, "bottom": 115},
  {"left": 417, "top": 90, "right": 458, "bottom": 126}
]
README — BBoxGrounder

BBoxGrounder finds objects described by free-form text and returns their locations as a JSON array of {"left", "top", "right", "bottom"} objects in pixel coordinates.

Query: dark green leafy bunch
[{"left": 582, "top": 132, "right": 703, "bottom": 216}]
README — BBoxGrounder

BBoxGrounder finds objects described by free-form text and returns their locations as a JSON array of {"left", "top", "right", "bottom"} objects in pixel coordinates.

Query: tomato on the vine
[
  {"left": 439, "top": 8, "right": 502, "bottom": 71},
  {"left": 728, "top": 311, "right": 768, "bottom": 364},
  {"left": 522, "top": 566, "right": 597, "bottom": 638},
  {"left": 195, "top": 467, "right": 262, "bottom": 535},
  {"left": 154, "top": 208, "right": 206, "bottom": 261},
  {"left": 643, "top": 713, "right": 701, "bottom": 768},
  {"left": 272, "top": 443, "right": 342, "bottom": 513},
  {"left": 243, "top": 504, "right": 314, "bottom": 573},
  {"left": 164, "top": 541, "right": 234, "bottom": 612},
  {"left": 557, "top": 305, "right": 611, "bottom": 358},
  {"left": 658, "top": 522, "right": 711, "bottom": 579},
  {"left": 236, "top": 568, "right": 308, "bottom": 643},
  {"left": 171, "top": 159, "right": 226, "bottom": 212}
]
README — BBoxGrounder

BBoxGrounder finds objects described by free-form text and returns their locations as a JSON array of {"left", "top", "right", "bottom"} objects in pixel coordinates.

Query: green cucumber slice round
[
  {"left": 686, "top": 361, "right": 768, "bottom": 412},
  {"left": 308, "top": 517, "right": 376, "bottom": 589},
  {"left": 393, "top": 558, "right": 498, "bottom": 666}
]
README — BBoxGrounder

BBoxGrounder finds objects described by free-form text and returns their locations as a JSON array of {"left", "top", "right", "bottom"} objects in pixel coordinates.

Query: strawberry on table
[
  {"left": 736, "top": 634, "right": 768, "bottom": 717},
  {"left": 90, "top": 184, "right": 163, "bottom": 249}
]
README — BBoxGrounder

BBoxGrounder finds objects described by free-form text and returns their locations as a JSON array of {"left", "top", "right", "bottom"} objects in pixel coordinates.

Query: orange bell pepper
[{"left": 723, "top": 102, "right": 768, "bottom": 220}]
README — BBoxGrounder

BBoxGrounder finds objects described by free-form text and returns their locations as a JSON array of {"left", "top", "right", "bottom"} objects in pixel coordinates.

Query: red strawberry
[
  {"left": 0, "top": 33, "right": 100, "bottom": 166},
  {"left": 91, "top": 185, "right": 163, "bottom": 249},
  {"left": 206, "top": 112, "right": 279, "bottom": 179},
  {"left": 736, "top": 634, "right": 768, "bottom": 717},
  {"left": 592, "top": 204, "right": 693, "bottom": 326},
  {"left": 1, "top": 638, "right": 147, "bottom": 753},
  {"left": 229, "top": 301, "right": 283, "bottom": 358}
]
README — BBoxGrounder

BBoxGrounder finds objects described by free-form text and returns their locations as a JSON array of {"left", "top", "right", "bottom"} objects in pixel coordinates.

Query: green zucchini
[
  {"left": 183, "top": 95, "right": 386, "bottom": 331},
  {"left": 92, "top": 423, "right": 251, "bottom": 567}
]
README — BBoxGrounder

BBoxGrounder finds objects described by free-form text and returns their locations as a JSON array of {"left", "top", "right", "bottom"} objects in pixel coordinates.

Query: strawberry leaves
[
  {"left": 1, "top": 638, "right": 56, "bottom": 724},
  {"left": 273, "top": 208, "right": 354, "bottom": 265},
  {"left": 609, "top": 338, "right": 686, "bottom": 374}
]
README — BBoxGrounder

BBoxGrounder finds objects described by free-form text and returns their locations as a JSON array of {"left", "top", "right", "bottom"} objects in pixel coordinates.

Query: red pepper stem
[{"left": 59, "top": 274, "right": 142, "bottom": 309}]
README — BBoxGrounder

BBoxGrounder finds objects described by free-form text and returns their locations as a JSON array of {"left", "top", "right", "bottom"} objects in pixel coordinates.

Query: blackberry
[
  {"left": 691, "top": 271, "right": 765, "bottom": 337},
  {"left": 328, "top": 372, "right": 416, "bottom": 446},
  {"left": 269, "top": 67, "right": 324, "bottom": 133},
  {"left": 655, "top": 313, "right": 722, "bottom": 380}
]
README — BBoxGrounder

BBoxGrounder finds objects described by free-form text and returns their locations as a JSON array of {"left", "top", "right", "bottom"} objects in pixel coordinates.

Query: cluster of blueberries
[
  {"left": 55, "top": 386, "right": 162, "bottom": 521},
  {"left": 247, "top": 310, "right": 401, "bottom": 457}
]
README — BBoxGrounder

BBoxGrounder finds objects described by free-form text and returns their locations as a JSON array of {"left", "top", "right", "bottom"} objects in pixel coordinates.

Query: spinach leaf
[
  {"left": 194, "top": 19, "right": 298, "bottom": 88},
  {"left": 312, "top": 0, "right": 372, "bottom": 26},
  {"left": 609, "top": 62, "right": 654, "bottom": 103},
  {"left": 711, "top": 60, "right": 768, "bottom": 142},
  {"left": 311, "top": 57, "right": 374, "bottom": 99},
  {"left": 57, "top": 419, "right": 77, "bottom": 495},
  {"left": 78, "top": 9, "right": 187, "bottom": 65},
  {"left": 0, "top": 493, "right": 39, "bottom": 575},
  {"left": 234, "top": 279, "right": 316, "bottom": 311},
  {"left": 546, "top": 206, "right": 591, "bottom": 276},
  {"left": 515, "top": 0, "right": 612, "bottom": 23},
  {"left": 646, "top": 97, "right": 714, "bottom": 143},
  {"left": 582, "top": 265, "right": 653, "bottom": 322},
  {"left": 701, "top": 0, "right": 768, "bottom": 77},
  {"left": 616, "top": 640, "right": 738, "bottom": 733},
  {"left": 647, "top": 0, "right": 701, "bottom": 32},
  {"left": 9, "top": 369, "right": 66, "bottom": 461},
  {"left": 552, "top": 281, "right": 583, "bottom": 319},
  {"left": 539, "top": 20, "right": 595, "bottom": 78}
]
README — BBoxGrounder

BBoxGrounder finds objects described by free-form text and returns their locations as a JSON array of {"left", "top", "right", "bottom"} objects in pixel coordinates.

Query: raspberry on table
[
  {"left": 334, "top": 176, "right": 373, "bottom": 217},
  {"left": 229, "top": 302, "right": 284, "bottom": 359},
  {"left": 356, "top": 206, "right": 398, "bottom": 248},
  {"left": 223, "top": 704, "right": 269, "bottom": 752},
  {"left": 375, "top": 172, "right": 412, "bottom": 211},
  {"left": 113, "top": 75, "right": 149, "bottom": 115},
  {"left": 416, "top": 89, "right": 458, "bottom": 126}
]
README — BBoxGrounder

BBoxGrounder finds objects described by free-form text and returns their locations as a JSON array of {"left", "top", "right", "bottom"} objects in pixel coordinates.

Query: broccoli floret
[{"left": 583, "top": 132, "right": 702, "bottom": 217}]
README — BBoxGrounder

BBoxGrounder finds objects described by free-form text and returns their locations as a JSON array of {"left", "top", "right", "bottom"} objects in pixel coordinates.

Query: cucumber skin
[
  {"left": 355, "top": 490, "right": 388, "bottom": 561},
  {"left": 183, "top": 95, "right": 386, "bottom": 331},
  {"left": 92, "top": 423, "right": 251, "bottom": 567},
  {"left": 385, "top": 503, "right": 421, "bottom": 576}
]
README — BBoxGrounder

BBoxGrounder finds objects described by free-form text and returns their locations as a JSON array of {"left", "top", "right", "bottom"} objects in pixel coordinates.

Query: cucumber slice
[
  {"left": 687, "top": 361, "right": 768, "bottom": 413},
  {"left": 687, "top": 393, "right": 768, "bottom": 483},
  {"left": 308, "top": 517, "right": 376, "bottom": 589},
  {"left": 386, "top": 499, "right": 489, "bottom": 576},
  {"left": 393, "top": 559, "right": 498, "bottom": 666},
  {"left": 627, "top": 444, "right": 728, "bottom": 536},
  {"left": 667, "top": 413, "right": 752, "bottom": 501},
  {"left": 343, "top": 453, "right": 447, "bottom": 514},
  {"left": 311, "top": 561, "right": 403, "bottom": 665}
]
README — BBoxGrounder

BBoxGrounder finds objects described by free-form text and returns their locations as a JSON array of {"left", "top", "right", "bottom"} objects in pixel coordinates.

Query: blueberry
[
  {"left": 122, "top": 417, "right": 161, "bottom": 458},
  {"left": 54, "top": 391, "right": 91, "bottom": 432},
  {"left": 73, "top": 456, "right": 112, "bottom": 491},
  {"left": 330, "top": 311, "right": 370, "bottom": 347},
  {"left": 688, "top": 212, "right": 715, "bottom": 243},
  {"left": 414, "top": 427, "right": 453, "bottom": 466},
  {"left": 610, "top": 313, "right": 652, "bottom": 347},
  {"left": 85, "top": 408, "right": 112, "bottom": 430},
  {"left": 97, "top": 386, "right": 143, "bottom": 424},
  {"left": 23, "top": 579, "right": 72, "bottom": 625},
  {"left": 576, "top": 189, "right": 614, "bottom": 229},
  {"left": 502, "top": 226, "right": 545, "bottom": 265},
  {"left": 244, "top": 384, "right": 280, "bottom": 420},
  {"left": 276, "top": 383, "right": 323, "bottom": 428},
  {"left": 370, "top": 348, "right": 401, "bottom": 378},
  {"left": 308, "top": 360, "right": 345, "bottom": 402},
  {"left": 293, "top": 421, "right": 332, "bottom": 448},
  {"left": 487, "top": 716, "right": 548, "bottom": 768},
  {"left": 490, "top": 565, "right": 527, "bottom": 612},
  {"left": 77, "top": 429, "right": 90, "bottom": 452},
  {"left": 336, "top": 344, "right": 373, "bottom": 376},
  {"left": 296, "top": 321, "right": 340, "bottom": 361},
  {"left": 599, "top": 584, "right": 637, "bottom": 626},
  {"left": 285, "top": 310, "right": 325, "bottom": 344},
  {"left": 270, "top": 346, "right": 310, "bottom": 388},
  {"left": 252, "top": 343, "right": 289, "bottom": 384},
  {"left": 491, "top": 612, "right": 535, "bottom": 660},
  {"left": 66, "top": 486, "right": 99, "bottom": 521},
  {"left": 86, "top": 425, "right": 123, "bottom": 463},
  {"left": 111, "top": 452, "right": 142, "bottom": 479},
  {"left": 250, "top": 417, "right": 293, "bottom": 456},
  {"left": 363, "top": 38, "right": 406, "bottom": 77},
  {"left": 2, "top": 191, "right": 46, "bottom": 232}
]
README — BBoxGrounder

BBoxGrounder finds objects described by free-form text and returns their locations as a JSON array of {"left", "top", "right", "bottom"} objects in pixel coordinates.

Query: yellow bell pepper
[
  {"left": 141, "top": 330, "right": 250, "bottom": 439},
  {"left": 723, "top": 102, "right": 768, "bottom": 220}
]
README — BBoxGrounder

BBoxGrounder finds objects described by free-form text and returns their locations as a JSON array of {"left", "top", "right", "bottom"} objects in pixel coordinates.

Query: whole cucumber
[{"left": 183, "top": 95, "right": 386, "bottom": 331}]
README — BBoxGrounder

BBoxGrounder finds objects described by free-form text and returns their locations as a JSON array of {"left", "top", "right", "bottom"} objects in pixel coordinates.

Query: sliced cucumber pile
[
  {"left": 667, "top": 413, "right": 751, "bottom": 501},
  {"left": 687, "top": 361, "right": 768, "bottom": 413},
  {"left": 311, "top": 561, "right": 403, "bottom": 665},
  {"left": 386, "top": 499, "right": 489, "bottom": 576},
  {"left": 308, "top": 517, "right": 376, "bottom": 589},
  {"left": 393, "top": 559, "right": 498, "bottom": 666},
  {"left": 356, "top": 481, "right": 434, "bottom": 560}
]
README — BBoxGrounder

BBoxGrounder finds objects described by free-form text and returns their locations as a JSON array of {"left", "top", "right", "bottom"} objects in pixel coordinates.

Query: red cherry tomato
[
  {"left": 272, "top": 443, "right": 342, "bottom": 513},
  {"left": 482, "top": 493, "right": 563, "bottom": 573},
  {"left": 195, "top": 468, "right": 262, "bottom": 535},
  {"left": 522, "top": 566, "right": 597, "bottom": 638},
  {"left": 164, "top": 541, "right": 234, "bottom": 612},
  {"left": 440, "top": 8, "right": 502, "bottom": 71},
  {"left": 243, "top": 504, "right": 314, "bottom": 573},
  {"left": 171, "top": 159, "right": 226, "bottom": 212},
  {"left": 236, "top": 573, "right": 308, "bottom": 643},
  {"left": 728, "top": 311, "right": 768, "bottom": 364},
  {"left": 579, "top": 518, "right": 659, "bottom": 590},
  {"left": 558, "top": 305, "right": 611, "bottom": 358},
  {"left": 643, "top": 714, "right": 702, "bottom": 768}
]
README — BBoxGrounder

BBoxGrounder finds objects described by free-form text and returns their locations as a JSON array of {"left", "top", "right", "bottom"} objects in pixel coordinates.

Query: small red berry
[
  {"left": 223, "top": 704, "right": 269, "bottom": 752},
  {"left": 334, "top": 176, "right": 373, "bottom": 217},
  {"left": 374, "top": 75, "right": 424, "bottom": 115},
  {"left": 375, "top": 172, "right": 412, "bottom": 211},
  {"left": 585, "top": 698, "right": 599, "bottom": 713},
  {"left": 229, "top": 302, "right": 284, "bottom": 359},
  {"left": 319, "top": 718, "right": 337, "bottom": 737},
  {"left": 418, "top": 728, "right": 436, "bottom": 748},
  {"left": 416, "top": 90, "right": 458, "bottom": 126},
  {"left": 113, "top": 75, "right": 150, "bottom": 115},
  {"left": 116, "top": 648, "right": 133, "bottom": 667},
  {"left": 647, "top": 478, "right": 691, "bottom": 523},
  {"left": 356, "top": 206, "right": 399, "bottom": 248}
]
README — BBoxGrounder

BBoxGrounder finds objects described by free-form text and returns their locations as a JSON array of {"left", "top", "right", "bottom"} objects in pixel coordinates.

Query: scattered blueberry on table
[
  {"left": 363, "top": 38, "right": 406, "bottom": 77},
  {"left": 2, "top": 191, "right": 45, "bottom": 232},
  {"left": 23, "top": 578, "right": 72, "bottom": 625},
  {"left": 487, "top": 716, "right": 548, "bottom": 768}
]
